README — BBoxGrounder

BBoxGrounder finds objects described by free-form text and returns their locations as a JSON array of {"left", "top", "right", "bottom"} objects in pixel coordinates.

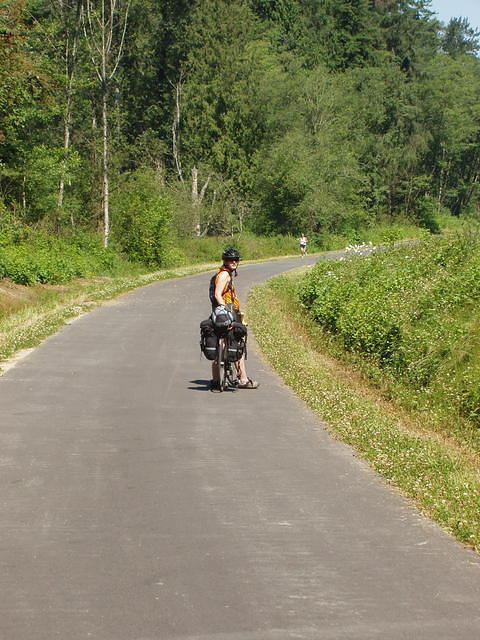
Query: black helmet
[{"left": 222, "top": 247, "right": 241, "bottom": 261}]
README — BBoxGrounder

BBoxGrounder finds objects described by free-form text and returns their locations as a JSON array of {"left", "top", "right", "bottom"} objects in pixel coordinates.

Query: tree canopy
[{"left": 1, "top": 0, "right": 480, "bottom": 260}]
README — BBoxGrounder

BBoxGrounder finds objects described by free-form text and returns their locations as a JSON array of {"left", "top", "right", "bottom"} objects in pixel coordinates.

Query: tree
[
  {"left": 82, "top": 0, "right": 130, "bottom": 247},
  {"left": 53, "top": 0, "right": 84, "bottom": 222},
  {"left": 120, "top": 0, "right": 192, "bottom": 144},
  {"left": 253, "top": 66, "right": 368, "bottom": 235},
  {"left": 0, "top": 0, "right": 64, "bottom": 220},
  {"left": 441, "top": 17, "right": 480, "bottom": 57},
  {"left": 178, "top": 0, "right": 268, "bottom": 232},
  {"left": 250, "top": 0, "right": 308, "bottom": 58},
  {"left": 375, "top": 0, "right": 439, "bottom": 72},
  {"left": 419, "top": 55, "right": 480, "bottom": 215},
  {"left": 317, "top": 0, "right": 382, "bottom": 71}
]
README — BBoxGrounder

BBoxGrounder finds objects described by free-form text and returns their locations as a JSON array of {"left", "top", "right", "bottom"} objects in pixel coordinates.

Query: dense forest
[{"left": 1, "top": 0, "right": 480, "bottom": 269}]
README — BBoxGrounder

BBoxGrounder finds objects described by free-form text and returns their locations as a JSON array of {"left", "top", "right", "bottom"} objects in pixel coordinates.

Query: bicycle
[{"left": 215, "top": 330, "right": 239, "bottom": 392}]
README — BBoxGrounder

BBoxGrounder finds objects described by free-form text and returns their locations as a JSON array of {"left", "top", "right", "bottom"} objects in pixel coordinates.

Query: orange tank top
[{"left": 214, "top": 267, "right": 240, "bottom": 310}]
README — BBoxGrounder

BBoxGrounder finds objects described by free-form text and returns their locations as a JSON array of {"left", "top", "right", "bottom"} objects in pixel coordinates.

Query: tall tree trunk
[
  {"left": 102, "top": 86, "right": 110, "bottom": 247},
  {"left": 22, "top": 175, "right": 27, "bottom": 213},
  {"left": 436, "top": 147, "right": 445, "bottom": 212},
  {"left": 238, "top": 203, "right": 245, "bottom": 234},
  {"left": 191, "top": 166, "right": 198, "bottom": 203},
  {"left": 171, "top": 76, "right": 184, "bottom": 182},
  {"left": 191, "top": 167, "right": 200, "bottom": 235},
  {"left": 191, "top": 167, "right": 211, "bottom": 235},
  {"left": 83, "top": 0, "right": 130, "bottom": 248},
  {"left": 57, "top": 0, "right": 82, "bottom": 229},
  {"left": 58, "top": 97, "right": 71, "bottom": 208}
]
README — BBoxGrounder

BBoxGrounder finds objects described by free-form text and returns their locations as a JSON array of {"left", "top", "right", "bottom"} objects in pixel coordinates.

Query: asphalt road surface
[{"left": 1, "top": 255, "right": 479, "bottom": 640}]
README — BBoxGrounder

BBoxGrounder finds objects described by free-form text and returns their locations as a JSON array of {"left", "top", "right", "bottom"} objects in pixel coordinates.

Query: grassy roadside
[{"left": 248, "top": 269, "right": 480, "bottom": 552}]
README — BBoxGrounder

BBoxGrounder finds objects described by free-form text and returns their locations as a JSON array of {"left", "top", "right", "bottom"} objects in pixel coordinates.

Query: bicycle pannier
[
  {"left": 226, "top": 322, "right": 247, "bottom": 362},
  {"left": 200, "top": 318, "right": 218, "bottom": 360}
]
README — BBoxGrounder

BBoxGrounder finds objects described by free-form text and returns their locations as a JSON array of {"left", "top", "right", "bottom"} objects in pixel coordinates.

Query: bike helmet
[{"left": 222, "top": 248, "right": 241, "bottom": 261}]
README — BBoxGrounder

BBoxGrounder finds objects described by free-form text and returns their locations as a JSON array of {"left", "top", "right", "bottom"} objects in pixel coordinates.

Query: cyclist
[{"left": 210, "top": 248, "right": 259, "bottom": 391}]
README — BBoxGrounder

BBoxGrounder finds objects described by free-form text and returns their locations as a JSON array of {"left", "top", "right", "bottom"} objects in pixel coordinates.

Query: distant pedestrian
[{"left": 299, "top": 233, "right": 308, "bottom": 257}]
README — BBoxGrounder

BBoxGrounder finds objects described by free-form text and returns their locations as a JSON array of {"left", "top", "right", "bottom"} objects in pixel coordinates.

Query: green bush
[
  {"left": 111, "top": 168, "right": 176, "bottom": 268},
  {"left": 0, "top": 229, "right": 129, "bottom": 284},
  {"left": 299, "top": 231, "right": 480, "bottom": 423},
  {"left": 413, "top": 195, "right": 441, "bottom": 233},
  {"left": 0, "top": 211, "right": 30, "bottom": 247}
]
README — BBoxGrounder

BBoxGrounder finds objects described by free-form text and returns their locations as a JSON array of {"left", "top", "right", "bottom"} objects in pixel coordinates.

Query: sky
[{"left": 429, "top": 0, "right": 480, "bottom": 31}]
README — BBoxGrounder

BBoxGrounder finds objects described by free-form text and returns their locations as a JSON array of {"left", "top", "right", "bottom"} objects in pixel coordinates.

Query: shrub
[
  {"left": 298, "top": 231, "right": 480, "bottom": 422},
  {"left": 0, "top": 230, "right": 129, "bottom": 284},
  {"left": 111, "top": 168, "right": 175, "bottom": 267},
  {"left": 413, "top": 195, "right": 441, "bottom": 233}
]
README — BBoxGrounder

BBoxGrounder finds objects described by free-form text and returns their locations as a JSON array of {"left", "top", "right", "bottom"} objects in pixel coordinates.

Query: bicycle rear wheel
[
  {"left": 217, "top": 338, "right": 227, "bottom": 392},
  {"left": 226, "top": 361, "right": 238, "bottom": 388}
]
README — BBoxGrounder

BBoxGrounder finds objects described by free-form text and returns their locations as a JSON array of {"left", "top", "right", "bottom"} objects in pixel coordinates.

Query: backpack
[
  {"left": 200, "top": 318, "right": 218, "bottom": 360},
  {"left": 211, "top": 305, "right": 234, "bottom": 329},
  {"left": 226, "top": 322, "right": 248, "bottom": 362}
]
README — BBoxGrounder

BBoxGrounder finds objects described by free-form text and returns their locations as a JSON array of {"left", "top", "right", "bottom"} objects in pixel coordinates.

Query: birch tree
[
  {"left": 54, "top": 0, "right": 84, "bottom": 225},
  {"left": 170, "top": 74, "right": 211, "bottom": 235},
  {"left": 82, "top": 0, "right": 130, "bottom": 247},
  {"left": 170, "top": 74, "right": 184, "bottom": 183}
]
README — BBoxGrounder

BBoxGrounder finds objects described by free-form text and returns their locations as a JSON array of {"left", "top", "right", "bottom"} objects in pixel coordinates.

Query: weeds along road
[{"left": 0, "top": 254, "right": 479, "bottom": 640}]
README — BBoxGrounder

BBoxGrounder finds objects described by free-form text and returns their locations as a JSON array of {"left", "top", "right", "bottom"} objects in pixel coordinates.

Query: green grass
[
  {"left": 177, "top": 232, "right": 302, "bottom": 263},
  {"left": 248, "top": 270, "right": 480, "bottom": 552}
]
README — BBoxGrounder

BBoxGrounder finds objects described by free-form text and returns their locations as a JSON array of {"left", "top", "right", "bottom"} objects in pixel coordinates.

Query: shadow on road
[
  {"left": 188, "top": 378, "right": 211, "bottom": 391},
  {"left": 188, "top": 379, "right": 240, "bottom": 392}
]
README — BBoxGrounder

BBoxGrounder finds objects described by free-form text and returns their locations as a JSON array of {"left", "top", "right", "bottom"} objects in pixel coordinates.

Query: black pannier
[
  {"left": 226, "top": 322, "right": 247, "bottom": 362},
  {"left": 200, "top": 318, "right": 218, "bottom": 360}
]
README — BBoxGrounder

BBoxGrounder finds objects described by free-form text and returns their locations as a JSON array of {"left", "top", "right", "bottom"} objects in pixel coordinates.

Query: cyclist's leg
[
  {"left": 236, "top": 356, "right": 249, "bottom": 384},
  {"left": 235, "top": 354, "right": 259, "bottom": 389},
  {"left": 211, "top": 359, "right": 220, "bottom": 382}
]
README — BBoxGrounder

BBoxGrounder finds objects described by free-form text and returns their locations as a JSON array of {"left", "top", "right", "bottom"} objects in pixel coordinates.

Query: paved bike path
[{"left": 0, "top": 256, "right": 479, "bottom": 639}]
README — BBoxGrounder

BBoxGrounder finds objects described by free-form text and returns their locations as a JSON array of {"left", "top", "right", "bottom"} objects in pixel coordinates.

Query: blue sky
[{"left": 429, "top": 0, "right": 480, "bottom": 31}]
